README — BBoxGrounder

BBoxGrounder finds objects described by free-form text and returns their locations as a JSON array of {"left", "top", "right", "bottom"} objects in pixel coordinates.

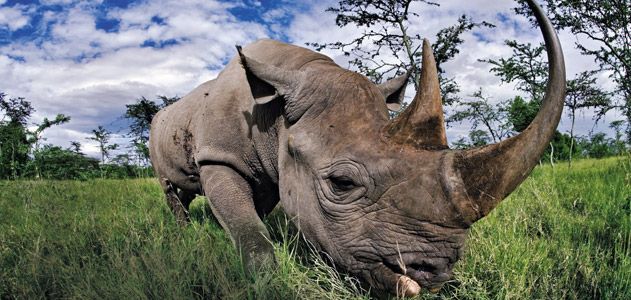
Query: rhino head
[{"left": 239, "top": 0, "right": 565, "bottom": 296}]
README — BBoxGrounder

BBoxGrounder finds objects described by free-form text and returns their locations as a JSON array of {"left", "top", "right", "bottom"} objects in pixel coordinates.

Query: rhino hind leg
[
  {"left": 160, "top": 178, "right": 192, "bottom": 226},
  {"left": 200, "top": 165, "right": 275, "bottom": 274}
]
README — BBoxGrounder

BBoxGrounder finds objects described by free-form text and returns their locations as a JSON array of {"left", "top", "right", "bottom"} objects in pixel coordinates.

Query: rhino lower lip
[{"left": 382, "top": 258, "right": 446, "bottom": 291}]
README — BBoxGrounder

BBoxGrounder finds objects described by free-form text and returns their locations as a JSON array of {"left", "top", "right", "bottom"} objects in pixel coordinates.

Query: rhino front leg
[{"left": 200, "top": 165, "right": 275, "bottom": 274}]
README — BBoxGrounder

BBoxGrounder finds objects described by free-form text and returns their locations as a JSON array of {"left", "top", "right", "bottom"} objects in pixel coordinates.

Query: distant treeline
[
  {"left": 0, "top": 91, "right": 627, "bottom": 181},
  {"left": 0, "top": 93, "right": 178, "bottom": 180}
]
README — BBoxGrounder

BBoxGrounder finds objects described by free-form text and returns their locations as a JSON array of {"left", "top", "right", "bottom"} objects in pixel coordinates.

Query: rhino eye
[{"left": 329, "top": 175, "right": 357, "bottom": 193}]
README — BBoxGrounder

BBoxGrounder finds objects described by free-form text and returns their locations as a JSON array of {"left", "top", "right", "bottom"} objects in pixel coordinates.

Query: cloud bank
[{"left": 0, "top": 0, "right": 620, "bottom": 157}]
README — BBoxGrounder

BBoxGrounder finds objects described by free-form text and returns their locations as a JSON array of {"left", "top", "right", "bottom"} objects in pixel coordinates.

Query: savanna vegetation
[
  {"left": 0, "top": 157, "right": 629, "bottom": 299},
  {"left": 1, "top": 0, "right": 629, "bottom": 299}
]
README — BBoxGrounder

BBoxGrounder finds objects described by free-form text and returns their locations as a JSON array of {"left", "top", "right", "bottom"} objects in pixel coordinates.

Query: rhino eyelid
[{"left": 328, "top": 175, "right": 358, "bottom": 191}]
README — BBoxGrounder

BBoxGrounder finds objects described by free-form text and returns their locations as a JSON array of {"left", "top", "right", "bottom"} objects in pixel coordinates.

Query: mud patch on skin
[
  {"left": 172, "top": 130, "right": 180, "bottom": 146},
  {"left": 181, "top": 128, "right": 198, "bottom": 173}
]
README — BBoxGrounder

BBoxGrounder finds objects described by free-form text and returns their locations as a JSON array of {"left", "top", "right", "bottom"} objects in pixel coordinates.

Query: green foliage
[
  {"left": 0, "top": 122, "right": 30, "bottom": 179},
  {"left": 578, "top": 133, "right": 617, "bottom": 159},
  {"left": 481, "top": 41, "right": 547, "bottom": 103},
  {"left": 507, "top": 95, "right": 539, "bottom": 132},
  {"left": 541, "top": 131, "right": 580, "bottom": 162},
  {"left": 0, "top": 94, "right": 34, "bottom": 125},
  {"left": 28, "top": 145, "right": 100, "bottom": 180},
  {"left": 0, "top": 157, "right": 628, "bottom": 299},
  {"left": 516, "top": 0, "right": 631, "bottom": 141},
  {"left": 124, "top": 95, "right": 179, "bottom": 163},
  {"left": 0, "top": 93, "right": 34, "bottom": 179},
  {"left": 87, "top": 125, "right": 119, "bottom": 164},
  {"left": 447, "top": 89, "right": 512, "bottom": 143},
  {"left": 308, "top": 0, "right": 490, "bottom": 105}
]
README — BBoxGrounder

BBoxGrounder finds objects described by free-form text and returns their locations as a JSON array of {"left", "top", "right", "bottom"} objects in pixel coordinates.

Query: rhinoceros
[{"left": 149, "top": 0, "right": 565, "bottom": 296}]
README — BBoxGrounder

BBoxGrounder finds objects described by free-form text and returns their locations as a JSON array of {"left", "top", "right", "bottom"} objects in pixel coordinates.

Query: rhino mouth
[{"left": 381, "top": 253, "right": 451, "bottom": 293}]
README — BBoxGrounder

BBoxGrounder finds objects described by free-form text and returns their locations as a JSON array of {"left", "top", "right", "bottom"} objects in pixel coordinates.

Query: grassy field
[{"left": 0, "top": 157, "right": 629, "bottom": 299}]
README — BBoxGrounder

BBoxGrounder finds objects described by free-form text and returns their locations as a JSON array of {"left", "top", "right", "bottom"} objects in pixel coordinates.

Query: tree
[
  {"left": 578, "top": 133, "right": 615, "bottom": 159},
  {"left": 29, "top": 144, "right": 99, "bottom": 180},
  {"left": 28, "top": 114, "right": 71, "bottom": 149},
  {"left": 516, "top": 0, "right": 631, "bottom": 142},
  {"left": 87, "top": 126, "right": 118, "bottom": 164},
  {"left": 28, "top": 114, "right": 71, "bottom": 178},
  {"left": 565, "top": 71, "right": 611, "bottom": 165},
  {"left": 609, "top": 120, "right": 628, "bottom": 155},
  {"left": 0, "top": 122, "right": 29, "bottom": 179},
  {"left": 482, "top": 41, "right": 548, "bottom": 104},
  {"left": 0, "top": 94, "right": 34, "bottom": 125},
  {"left": 0, "top": 93, "right": 34, "bottom": 179},
  {"left": 447, "top": 89, "right": 512, "bottom": 144},
  {"left": 69, "top": 141, "right": 83, "bottom": 154},
  {"left": 481, "top": 41, "right": 549, "bottom": 135},
  {"left": 124, "top": 95, "right": 179, "bottom": 163},
  {"left": 0, "top": 93, "right": 73, "bottom": 178},
  {"left": 307, "top": 0, "right": 492, "bottom": 106},
  {"left": 483, "top": 40, "right": 615, "bottom": 163},
  {"left": 506, "top": 95, "right": 539, "bottom": 132},
  {"left": 453, "top": 129, "right": 491, "bottom": 149}
]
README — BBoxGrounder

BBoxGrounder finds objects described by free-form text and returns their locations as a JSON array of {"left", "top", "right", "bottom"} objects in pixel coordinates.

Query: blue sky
[{"left": 0, "top": 0, "right": 619, "bottom": 158}]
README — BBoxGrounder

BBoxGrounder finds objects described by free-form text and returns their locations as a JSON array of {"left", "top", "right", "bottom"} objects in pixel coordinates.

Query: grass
[{"left": 0, "top": 157, "right": 629, "bottom": 299}]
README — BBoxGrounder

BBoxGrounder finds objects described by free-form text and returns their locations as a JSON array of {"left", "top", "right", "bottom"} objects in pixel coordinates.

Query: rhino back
[{"left": 150, "top": 39, "right": 334, "bottom": 188}]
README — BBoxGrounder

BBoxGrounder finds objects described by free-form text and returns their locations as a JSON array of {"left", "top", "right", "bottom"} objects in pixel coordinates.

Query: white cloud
[
  {"left": 0, "top": 0, "right": 269, "bottom": 157},
  {"left": 0, "top": 6, "right": 29, "bottom": 31},
  {"left": 0, "top": 0, "right": 620, "bottom": 158}
]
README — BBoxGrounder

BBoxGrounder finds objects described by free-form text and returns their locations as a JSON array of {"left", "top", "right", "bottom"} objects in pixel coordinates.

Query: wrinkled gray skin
[{"left": 149, "top": 0, "right": 565, "bottom": 296}]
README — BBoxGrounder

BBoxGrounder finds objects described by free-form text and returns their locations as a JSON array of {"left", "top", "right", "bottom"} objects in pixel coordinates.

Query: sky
[{"left": 0, "top": 0, "right": 622, "bottom": 158}]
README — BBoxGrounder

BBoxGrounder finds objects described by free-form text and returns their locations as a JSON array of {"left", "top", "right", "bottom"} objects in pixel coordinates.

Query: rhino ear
[
  {"left": 378, "top": 70, "right": 411, "bottom": 111},
  {"left": 237, "top": 45, "right": 302, "bottom": 105},
  {"left": 237, "top": 46, "right": 310, "bottom": 123}
]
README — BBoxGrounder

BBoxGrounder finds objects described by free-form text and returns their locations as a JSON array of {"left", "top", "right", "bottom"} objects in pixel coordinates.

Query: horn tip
[{"left": 422, "top": 38, "right": 431, "bottom": 49}]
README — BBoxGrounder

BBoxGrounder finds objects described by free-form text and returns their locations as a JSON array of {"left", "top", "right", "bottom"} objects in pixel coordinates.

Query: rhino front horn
[{"left": 455, "top": 0, "right": 566, "bottom": 220}]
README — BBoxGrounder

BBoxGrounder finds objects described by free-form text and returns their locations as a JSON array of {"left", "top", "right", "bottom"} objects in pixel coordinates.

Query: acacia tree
[
  {"left": 0, "top": 94, "right": 71, "bottom": 178},
  {"left": 481, "top": 40, "right": 613, "bottom": 163},
  {"left": 565, "top": 71, "right": 611, "bottom": 165},
  {"left": 516, "top": 0, "right": 631, "bottom": 141},
  {"left": 88, "top": 126, "right": 118, "bottom": 164},
  {"left": 307, "top": 0, "right": 492, "bottom": 106},
  {"left": 486, "top": 40, "right": 614, "bottom": 127},
  {"left": 124, "top": 95, "right": 179, "bottom": 164},
  {"left": 447, "top": 88, "right": 512, "bottom": 144},
  {"left": 28, "top": 114, "right": 71, "bottom": 178},
  {"left": 609, "top": 120, "right": 627, "bottom": 155},
  {"left": 0, "top": 94, "right": 33, "bottom": 178},
  {"left": 482, "top": 41, "right": 548, "bottom": 105}
]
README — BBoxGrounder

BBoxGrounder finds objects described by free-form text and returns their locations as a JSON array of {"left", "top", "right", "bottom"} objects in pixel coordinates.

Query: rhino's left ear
[{"left": 378, "top": 71, "right": 411, "bottom": 111}]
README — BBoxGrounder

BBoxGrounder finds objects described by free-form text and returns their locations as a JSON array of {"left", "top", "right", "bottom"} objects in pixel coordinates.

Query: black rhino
[{"left": 149, "top": 0, "right": 565, "bottom": 295}]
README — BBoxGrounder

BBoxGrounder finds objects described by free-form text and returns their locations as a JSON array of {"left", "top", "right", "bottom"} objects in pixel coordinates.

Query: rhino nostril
[{"left": 408, "top": 263, "right": 437, "bottom": 274}]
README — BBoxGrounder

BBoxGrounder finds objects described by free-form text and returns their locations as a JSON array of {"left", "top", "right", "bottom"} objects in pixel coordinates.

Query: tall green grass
[{"left": 0, "top": 157, "right": 629, "bottom": 299}]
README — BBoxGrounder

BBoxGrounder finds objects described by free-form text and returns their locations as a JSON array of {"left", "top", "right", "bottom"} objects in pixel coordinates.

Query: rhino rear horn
[
  {"left": 383, "top": 39, "right": 448, "bottom": 149},
  {"left": 455, "top": 0, "right": 566, "bottom": 221}
]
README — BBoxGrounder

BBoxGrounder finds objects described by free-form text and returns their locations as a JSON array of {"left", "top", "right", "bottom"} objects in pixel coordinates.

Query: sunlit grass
[{"left": 0, "top": 156, "right": 629, "bottom": 299}]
